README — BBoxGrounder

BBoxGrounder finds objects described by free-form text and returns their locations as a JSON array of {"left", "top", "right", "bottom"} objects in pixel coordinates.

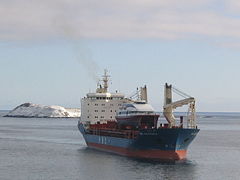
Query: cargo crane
[
  {"left": 128, "top": 85, "right": 148, "bottom": 103},
  {"left": 163, "top": 83, "right": 196, "bottom": 128}
]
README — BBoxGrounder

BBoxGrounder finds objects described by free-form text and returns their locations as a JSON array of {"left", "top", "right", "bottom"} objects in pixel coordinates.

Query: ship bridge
[
  {"left": 86, "top": 93, "right": 125, "bottom": 100},
  {"left": 81, "top": 70, "right": 130, "bottom": 125}
]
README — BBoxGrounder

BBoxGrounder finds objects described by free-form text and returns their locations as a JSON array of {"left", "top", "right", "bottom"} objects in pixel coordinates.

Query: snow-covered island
[{"left": 5, "top": 103, "right": 81, "bottom": 118}]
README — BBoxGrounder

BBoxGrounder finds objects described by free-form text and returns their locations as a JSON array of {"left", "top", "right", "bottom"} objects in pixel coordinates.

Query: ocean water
[{"left": 0, "top": 111, "right": 240, "bottom": 180}]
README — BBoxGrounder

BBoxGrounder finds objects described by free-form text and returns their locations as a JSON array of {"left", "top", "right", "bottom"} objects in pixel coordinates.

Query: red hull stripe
[{"left": 87, "top": 142, "right": 187, "bottom": 160}]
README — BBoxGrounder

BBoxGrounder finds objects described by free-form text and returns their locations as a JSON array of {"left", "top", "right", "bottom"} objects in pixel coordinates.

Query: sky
[{"left": 1, "top": 0, "right": 240, "bottom": 112}]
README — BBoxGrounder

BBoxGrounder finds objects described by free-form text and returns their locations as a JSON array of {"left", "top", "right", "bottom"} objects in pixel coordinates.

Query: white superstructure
[{"left": 80, "top": 70, "right": 129, "bottom": 125}]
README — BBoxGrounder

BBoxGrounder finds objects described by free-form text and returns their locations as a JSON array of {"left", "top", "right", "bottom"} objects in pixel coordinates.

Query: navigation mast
[
  {"left": 103, "top": 69, "right": 110, "bottom": 93},
  {"left": 96, "top": 69, "right": 110, "bottom": 93}
]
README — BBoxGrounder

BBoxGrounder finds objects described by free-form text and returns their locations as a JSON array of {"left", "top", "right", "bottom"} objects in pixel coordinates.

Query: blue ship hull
[{"left": 78, "top": 122, "right": 199, "bottom": 160}]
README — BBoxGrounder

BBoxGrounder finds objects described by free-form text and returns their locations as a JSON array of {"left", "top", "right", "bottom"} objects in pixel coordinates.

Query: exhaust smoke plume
[
  {"left": 73, "top": 42, "right": 100, "bottom": 83},
  {"left": 55, "top": 19, "right": 100, "bottom": 83}
]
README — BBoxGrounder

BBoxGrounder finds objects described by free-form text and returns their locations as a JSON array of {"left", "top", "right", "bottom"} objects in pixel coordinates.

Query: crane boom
[
  {"left": 163, "top": 83, "right": 196, "bottom": 128},
  {"left": 163, "top": 97, "right": 195, "bottom": 109}
]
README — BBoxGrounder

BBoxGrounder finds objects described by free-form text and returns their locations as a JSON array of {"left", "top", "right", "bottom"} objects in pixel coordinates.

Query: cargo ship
[{"left": 78, "top": 70, "right": 199, "bottom": 161}]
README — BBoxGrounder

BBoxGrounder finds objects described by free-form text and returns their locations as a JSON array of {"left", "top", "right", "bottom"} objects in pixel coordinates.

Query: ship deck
[{"left": 86, "top": 128, "right": 139, "bottom": 139}]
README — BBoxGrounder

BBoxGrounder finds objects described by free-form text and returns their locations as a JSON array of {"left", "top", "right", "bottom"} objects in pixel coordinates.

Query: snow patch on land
[{"left": 5, "top": 103, "right": 80, "bottom": 118}]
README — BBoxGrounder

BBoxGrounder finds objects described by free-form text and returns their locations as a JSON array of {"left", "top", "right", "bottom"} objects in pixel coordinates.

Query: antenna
[{"left": 102, "top": 69, "right": 110, "bottom": 92}]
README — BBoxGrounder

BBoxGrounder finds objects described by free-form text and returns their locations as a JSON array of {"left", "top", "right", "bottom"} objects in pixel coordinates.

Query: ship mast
[
  {"left": 96, "top": 69, "right": 110, "bottom": 93},
  {"left": 103, "top": 69, "right": 110, "bottom": 93}
]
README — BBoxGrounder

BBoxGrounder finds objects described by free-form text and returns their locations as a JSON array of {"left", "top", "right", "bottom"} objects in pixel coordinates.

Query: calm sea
[{"left": 0, "top": 111, "right": 240, "bottom": 180}]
